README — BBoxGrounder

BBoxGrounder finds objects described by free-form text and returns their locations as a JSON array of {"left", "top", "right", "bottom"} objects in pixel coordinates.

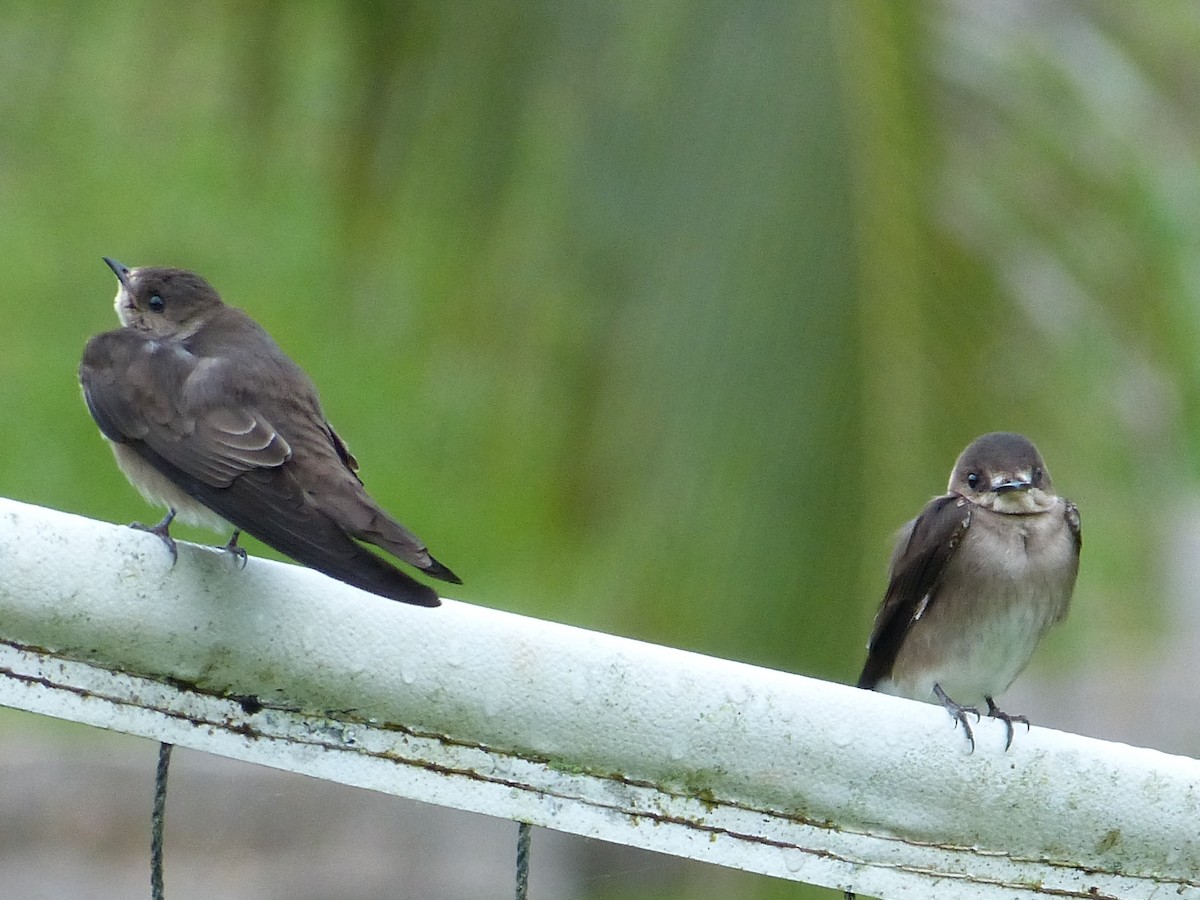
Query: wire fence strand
[
  {"left": 151, "top": 742, "right": 173, "bottom": 900},
  {"left": 515, "top": 821, "right": 531, "bottom": 900}
]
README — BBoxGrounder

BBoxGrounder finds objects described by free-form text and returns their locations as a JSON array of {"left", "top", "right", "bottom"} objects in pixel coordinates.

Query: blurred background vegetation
[{"left": 2, "top": 1, "right": 1199, "bottom": 898}]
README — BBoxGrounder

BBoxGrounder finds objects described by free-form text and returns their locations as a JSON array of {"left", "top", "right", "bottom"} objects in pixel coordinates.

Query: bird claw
[
  {"left": 986, "top": 697, "right": 1030, "bottom": 752},
  {"left": 222, "top": 530, "right": 248, "bottom": 570},
  {"left": 934, "top": 683, "right": 980, "bottom": 753},
  {"left": 130, "top": 509, "right": 178, "bottom": 565}
]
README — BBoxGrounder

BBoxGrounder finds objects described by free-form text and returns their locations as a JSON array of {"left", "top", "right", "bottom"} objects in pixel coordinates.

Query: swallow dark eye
[
  {"left": 148, "top": 294, "right": 165, "bottom": 312},
  {"left": 1032, "top": 467, "right": 1043, "bottom": 485},
  {"left": 966, "top": 472, "right": 980, "bottom": 489}
]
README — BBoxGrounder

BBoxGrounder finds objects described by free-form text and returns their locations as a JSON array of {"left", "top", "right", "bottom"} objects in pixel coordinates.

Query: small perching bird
[
  {"left": 857, "top": 432, "right": 1081, "bottom": 750},
  {"left": 79, "top": 258, "right": 460, "bottom": 607}
]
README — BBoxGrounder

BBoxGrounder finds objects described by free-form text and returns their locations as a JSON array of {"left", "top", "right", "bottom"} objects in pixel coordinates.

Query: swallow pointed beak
[
  {"left": 103, "top": 257, "right": 131, "bottom": 286},
  {"left": 992, "top": 477, "right": 1032, "bottom": 494}
]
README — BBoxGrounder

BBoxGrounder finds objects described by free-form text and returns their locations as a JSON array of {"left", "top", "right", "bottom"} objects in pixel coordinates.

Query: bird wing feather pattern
[
  {"left": 80, "top": 329, "right": 447, "bottom": 606},
  {"left": 857, "top": 494, "right": 972, "bottom": 689}
]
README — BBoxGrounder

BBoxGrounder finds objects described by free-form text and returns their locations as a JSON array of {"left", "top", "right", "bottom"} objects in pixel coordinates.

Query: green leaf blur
[{"left": 2, "top": 2, "right": 1196, "bottom": 898}]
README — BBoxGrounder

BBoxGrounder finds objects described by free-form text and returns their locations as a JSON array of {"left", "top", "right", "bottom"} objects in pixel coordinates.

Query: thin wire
[
  {"left": 515, "top": 821, "right": 532, "bottom": 900},
  {"left": 151, "top": 742, "right": 173, "bottom": 900}
]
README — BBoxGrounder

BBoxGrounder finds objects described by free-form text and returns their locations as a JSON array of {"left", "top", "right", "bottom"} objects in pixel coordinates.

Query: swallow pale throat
[
  {"left": 80, "top": 258, "right": 460, "bottom": 607},
  {"left": 857, "top": 431, "right": 1081, "bottom": 752}
]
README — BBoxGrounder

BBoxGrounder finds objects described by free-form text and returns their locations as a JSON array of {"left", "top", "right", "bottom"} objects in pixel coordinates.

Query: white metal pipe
[{"left": 0, "top": 497, "right": 1196, "bottom": 899}]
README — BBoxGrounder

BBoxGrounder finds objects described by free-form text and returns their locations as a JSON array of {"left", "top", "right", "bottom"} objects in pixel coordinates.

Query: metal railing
[{"left": 0, "top": 497, "right": 1196, "bottom": 899}]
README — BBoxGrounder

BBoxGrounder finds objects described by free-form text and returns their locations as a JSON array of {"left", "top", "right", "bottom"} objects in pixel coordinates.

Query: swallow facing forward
[
  {"left": 857, "top": 432, "right": 1080, "bottom": 750},
  {"left": 79, "top": 258, "right": 460, "bottom": 607}
]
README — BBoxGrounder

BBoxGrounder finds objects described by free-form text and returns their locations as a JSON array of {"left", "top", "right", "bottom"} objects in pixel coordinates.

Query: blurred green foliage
[{"left": 2, "top": 1, "right": 1198, "bottom": 897}]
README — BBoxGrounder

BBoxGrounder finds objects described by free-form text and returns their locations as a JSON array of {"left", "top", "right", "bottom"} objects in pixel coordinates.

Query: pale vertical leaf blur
[{"left": 0, "top": 2, "right": 1197, "bottom": 899}]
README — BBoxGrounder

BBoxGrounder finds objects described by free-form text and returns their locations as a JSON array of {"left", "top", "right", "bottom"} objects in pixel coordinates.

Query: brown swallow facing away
[
  {"left": 79, "top": 258, "right": 460, "bottom": 607},
  {"left": 857, "top": 432, "right": 1080, "bottom": 750}
]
